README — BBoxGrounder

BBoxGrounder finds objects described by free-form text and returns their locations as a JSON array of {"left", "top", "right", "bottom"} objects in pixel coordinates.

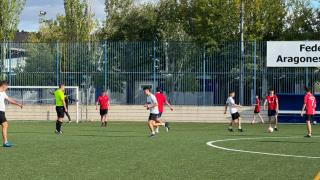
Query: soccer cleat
[
  {"left": 304, "top": 134, "right": 312, "bottom": 138},
  {"left": 228, "top": 128, "right": 233, "bottom": 132},
  {"left": 149, "top": 134, "right": 156, "bottom": 138},
  {"left": 3, "top": 142, "right": 12, "bottom": 148},
  {"left": 274, "top": 127, "right": 278, "bottom": 131},
  {"left": 238, "top": 129, "right": 244, "bottom": 132},
  {"left": 55, "top": 130, "right": 62, "bottom": 135},
  {"left": 155, "top": 127, "right": 159, "bottom": 134},
  {"left": 164, "top": 122, "right": 170, "bottom": 132}
]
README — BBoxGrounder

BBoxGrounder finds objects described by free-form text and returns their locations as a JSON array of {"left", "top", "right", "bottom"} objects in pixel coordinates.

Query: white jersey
[
  {"left": 226, "top": 97, "right": 237, "bottom": 114},
  {"left": 0, "top": 91, "right": 8, "bottom": 112},
  {"left": 147, "top": 94, "right": 159, "bottom": 114}
]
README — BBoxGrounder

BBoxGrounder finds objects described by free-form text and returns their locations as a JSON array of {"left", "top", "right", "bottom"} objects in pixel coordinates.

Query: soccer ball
[
  {"left": 313, "top": 121, "right": 317, "bottom": 125},
  {"left": 268, "top": 127, "right": 274, "bottom": 133}
]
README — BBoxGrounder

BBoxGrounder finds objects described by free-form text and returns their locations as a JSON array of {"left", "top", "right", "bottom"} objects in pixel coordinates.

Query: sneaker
[
  {"left": 155, "top": 127, "right": 159, "bottom": 134},
  {"left": 274, "top": 127, "right": 278, "bottom": 131},
  {"left": 3, "top": 142, "right": 12, "bottom": 147},
  {"left": 228, "top": 128, "right": 233, "bottom": 132},
  {"left": 164, "top": 122, "right": 170, "bottom": 132},
  {"left": 238, "top": 129, "right": 244, "bottom": 132},
  {"left": 304, "top": 134, "right": 312, "bottom": 138},
  {"left": 55, "top": 130, "right": 62, "bottom": 135},
  {"left": 149, "top": 134, "right": 156, "bottom": 138}
]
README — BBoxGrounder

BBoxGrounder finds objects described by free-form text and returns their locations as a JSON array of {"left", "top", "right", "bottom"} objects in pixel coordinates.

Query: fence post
[
  {"left": 153, "top": 40, "right": 156, "bottom": 93},
  {"left": 305, "top": 67, "right": 308, "bottom": 87},
  {"left": 56, "top": 42, "right": 59, "bottom": 86},
  {"left": 203, "top": 45, "right": 206, "bottom": 106},
  {"left": 8, "top": 42, "right": 12, "bottom": 85},
  {"left": 104, "top": 41, "right": 107, "bottom": 90},
  {"left": 253, "top": 40, "right": 257, "bottom": 103}
]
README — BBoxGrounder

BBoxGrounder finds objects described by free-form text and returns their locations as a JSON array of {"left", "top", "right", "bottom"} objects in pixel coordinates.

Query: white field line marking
[{"left": 206, "top": 136, "right": 320, "bottom": 159}]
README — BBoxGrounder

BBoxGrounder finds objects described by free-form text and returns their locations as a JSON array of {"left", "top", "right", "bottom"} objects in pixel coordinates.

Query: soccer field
[{"left": 1, "top": 121, "right": 320, "bottom": 180}]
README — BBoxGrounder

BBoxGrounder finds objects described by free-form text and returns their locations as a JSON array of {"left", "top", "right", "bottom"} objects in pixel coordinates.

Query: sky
[
  {"left": 18, "top": 0, "right": 155, "bottom": 32},
  {"left": 18, "top": 0, "right": 319, "bottom": 32}
]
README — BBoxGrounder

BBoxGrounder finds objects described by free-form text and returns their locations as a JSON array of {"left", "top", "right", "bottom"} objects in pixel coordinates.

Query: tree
[
  {"left": 61, "top": 0, "right": 95, "bottom": 41},
  {"left": 181, "top": 0, "right": 240, "bottom": 47},
  {"left": 282, "top": 0, "right": 320, "bottom": 40},
  {"left": 25, "top": 0, "right": 98, "bottom": 87},
  {"left": 0, "top": 0, "right": 26, "bottom": 41},
  {"left": 243, "top": 0, "right": 286, "bottom": 41}
]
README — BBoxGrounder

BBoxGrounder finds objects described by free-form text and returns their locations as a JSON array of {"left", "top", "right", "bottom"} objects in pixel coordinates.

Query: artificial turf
[{"left": 0, "top": 121, "right": 319, "bottom": 180}]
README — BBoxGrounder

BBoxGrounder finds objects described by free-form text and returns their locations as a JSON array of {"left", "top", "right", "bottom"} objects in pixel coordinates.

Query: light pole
[
  {"left": 39, "top": 10, "right": 47, "bottom": 27},
  {"left": 240, "top": 0, "right": 245, "bottom": 105}
]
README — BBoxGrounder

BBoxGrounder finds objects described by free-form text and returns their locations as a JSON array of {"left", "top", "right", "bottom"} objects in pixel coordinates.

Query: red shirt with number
[
  {"left": 155, "top": 92, "right": 167, "bottom": 113},
  {"left": 266, "top": 95, "right": 278, "bottom": 110},
  {"left": 97, "top": 95, "right": 109, "bottom": 110},
  {"left": 304, "top": 92, "right": 316, "bottom": 115},
  {"left": 255, "top": 98, "right": 260, "bottom": 112}
]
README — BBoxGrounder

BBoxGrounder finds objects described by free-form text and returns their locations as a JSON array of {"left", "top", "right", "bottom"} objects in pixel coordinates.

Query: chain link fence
[{"left": 0, "top": 41, "right": 317, "bottom": 106}]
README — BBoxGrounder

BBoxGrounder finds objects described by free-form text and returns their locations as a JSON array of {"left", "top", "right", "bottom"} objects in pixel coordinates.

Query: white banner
[{"left": 267, "top": 41, "right": 320, "bottom": 67}]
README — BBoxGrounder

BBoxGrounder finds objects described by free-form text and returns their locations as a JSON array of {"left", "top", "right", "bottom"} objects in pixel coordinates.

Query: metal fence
[{"left": 0, "top": 41, "right": 318, "bottom": 106}]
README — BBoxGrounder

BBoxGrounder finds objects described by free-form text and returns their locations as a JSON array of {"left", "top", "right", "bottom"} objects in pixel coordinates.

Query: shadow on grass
[
  {"left": 10, "top": 131, "right": 47, "bottom": 134},
  {"left": 218, "top": 134, "right": 274, "bottom": 137},
  {"left": 80, "top": 129, "right": 136, "bottom": 133},
  {"left": 69, "top": 134, "right": 146, "bottom": 138},
  {"left": 258, "top": 140, "right": 318, "bottom": 144}
]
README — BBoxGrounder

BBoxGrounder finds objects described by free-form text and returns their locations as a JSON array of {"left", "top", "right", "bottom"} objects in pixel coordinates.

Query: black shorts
[
  {"left": 268, "top": 110, "right": 277, "bottom": 117},
  {"left": 305, "top": 115, "right": 313, "bottom": 121},
  {"left": 56, "top": 106, "right": 65, "bottom": 118},
  {"left": 158, "top": 112, "right": 163, "bottom": 118},
  {"left": 231, "top": 112, "right": 240, "bottom": 120},
  {"left": 254, "top": 110, "right": 260, "bottom": 114},
  {"left": 148, "top": 113, "right": 159, "bottom": 121},
  {"left": 0, "top": 111, "right": 7, "bottom": 124},
  {"left": 100, "top": 109, "right": 108, "bottom": 116}
]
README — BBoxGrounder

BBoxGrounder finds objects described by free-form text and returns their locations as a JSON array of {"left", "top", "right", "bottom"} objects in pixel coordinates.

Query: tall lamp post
[{"left": 240, "top": 0, "right": 245, "bottom": 105}]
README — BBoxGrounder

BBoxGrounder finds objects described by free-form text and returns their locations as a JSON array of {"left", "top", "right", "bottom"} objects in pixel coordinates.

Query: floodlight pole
[{"left": 240, "top": 0, "right": 245, "bottom": 105}]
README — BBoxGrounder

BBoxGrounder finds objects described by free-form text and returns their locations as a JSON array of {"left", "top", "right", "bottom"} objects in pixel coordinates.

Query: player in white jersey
[
  {"left": 224, "top": 91, "right": 243, "bottom": 132},
  {"left": 0, "top": 81, "right": 23, "bottom": 147},
  {"left": 143, "top": 87, "right": 169, "bottom": 137}
]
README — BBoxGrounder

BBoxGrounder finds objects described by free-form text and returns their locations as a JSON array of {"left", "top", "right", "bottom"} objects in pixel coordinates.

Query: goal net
[{"left": 7, "top": 86, "right": 80, "bottom": 123}]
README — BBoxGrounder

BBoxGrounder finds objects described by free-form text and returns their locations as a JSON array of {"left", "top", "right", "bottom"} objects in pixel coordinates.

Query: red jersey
[
  {"left": 304, "top": 92, "right": 316, "bottom": 115},
  {"left": 155, "top": 92, "right": 167, "bottom": 113},
  {"left": 97, "top": 95, "right": 109, "bottom": 110},
  {"left": 266, "top": 95, "right": 278, "bottom": 110},
  {"left": 255, "top": 98, "right": 260, "bottom": 112}
]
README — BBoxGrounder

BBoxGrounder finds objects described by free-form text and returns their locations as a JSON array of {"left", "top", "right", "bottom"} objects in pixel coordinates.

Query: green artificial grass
[{"left": 0, "top": 121, "right": 319, "bottom": 180}]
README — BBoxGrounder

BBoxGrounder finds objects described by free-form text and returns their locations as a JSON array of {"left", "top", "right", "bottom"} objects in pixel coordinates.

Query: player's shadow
[
  {"left": 258, "top": 140, "right": 318, "bottom": 144},
  {"left": 10, "top": 131, "right": 47, "bottom": 134},
  {"left": 70, "top": 134, "right": 146, "bottom": 138},
  {"left": 218, "top": 134, "right": 272, "bottom": 137},
  {"left": 81, "top": 129, "right": 136, "bottom": 133}
]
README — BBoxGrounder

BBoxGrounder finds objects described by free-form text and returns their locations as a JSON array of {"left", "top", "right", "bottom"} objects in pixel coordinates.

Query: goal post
[{"left": 8, "top": 86, "right": 80, "bottom": 123}]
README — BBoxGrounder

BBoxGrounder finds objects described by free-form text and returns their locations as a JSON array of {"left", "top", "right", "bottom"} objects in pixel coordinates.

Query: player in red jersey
[
  {"left": 251, "top": 95, "right": 264, "bottom": 124},
  {"left": 301, "top": 87, "right": 316, "bottom": 138},
  {"left": 154, "top": 87, "right": 173, "bottom": 133},
  {"left": 96, "top": 91, "right": 110, "bottom": 127},
  {"left": 264, "top": 89, "right": 279, "bottom": 131}
]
